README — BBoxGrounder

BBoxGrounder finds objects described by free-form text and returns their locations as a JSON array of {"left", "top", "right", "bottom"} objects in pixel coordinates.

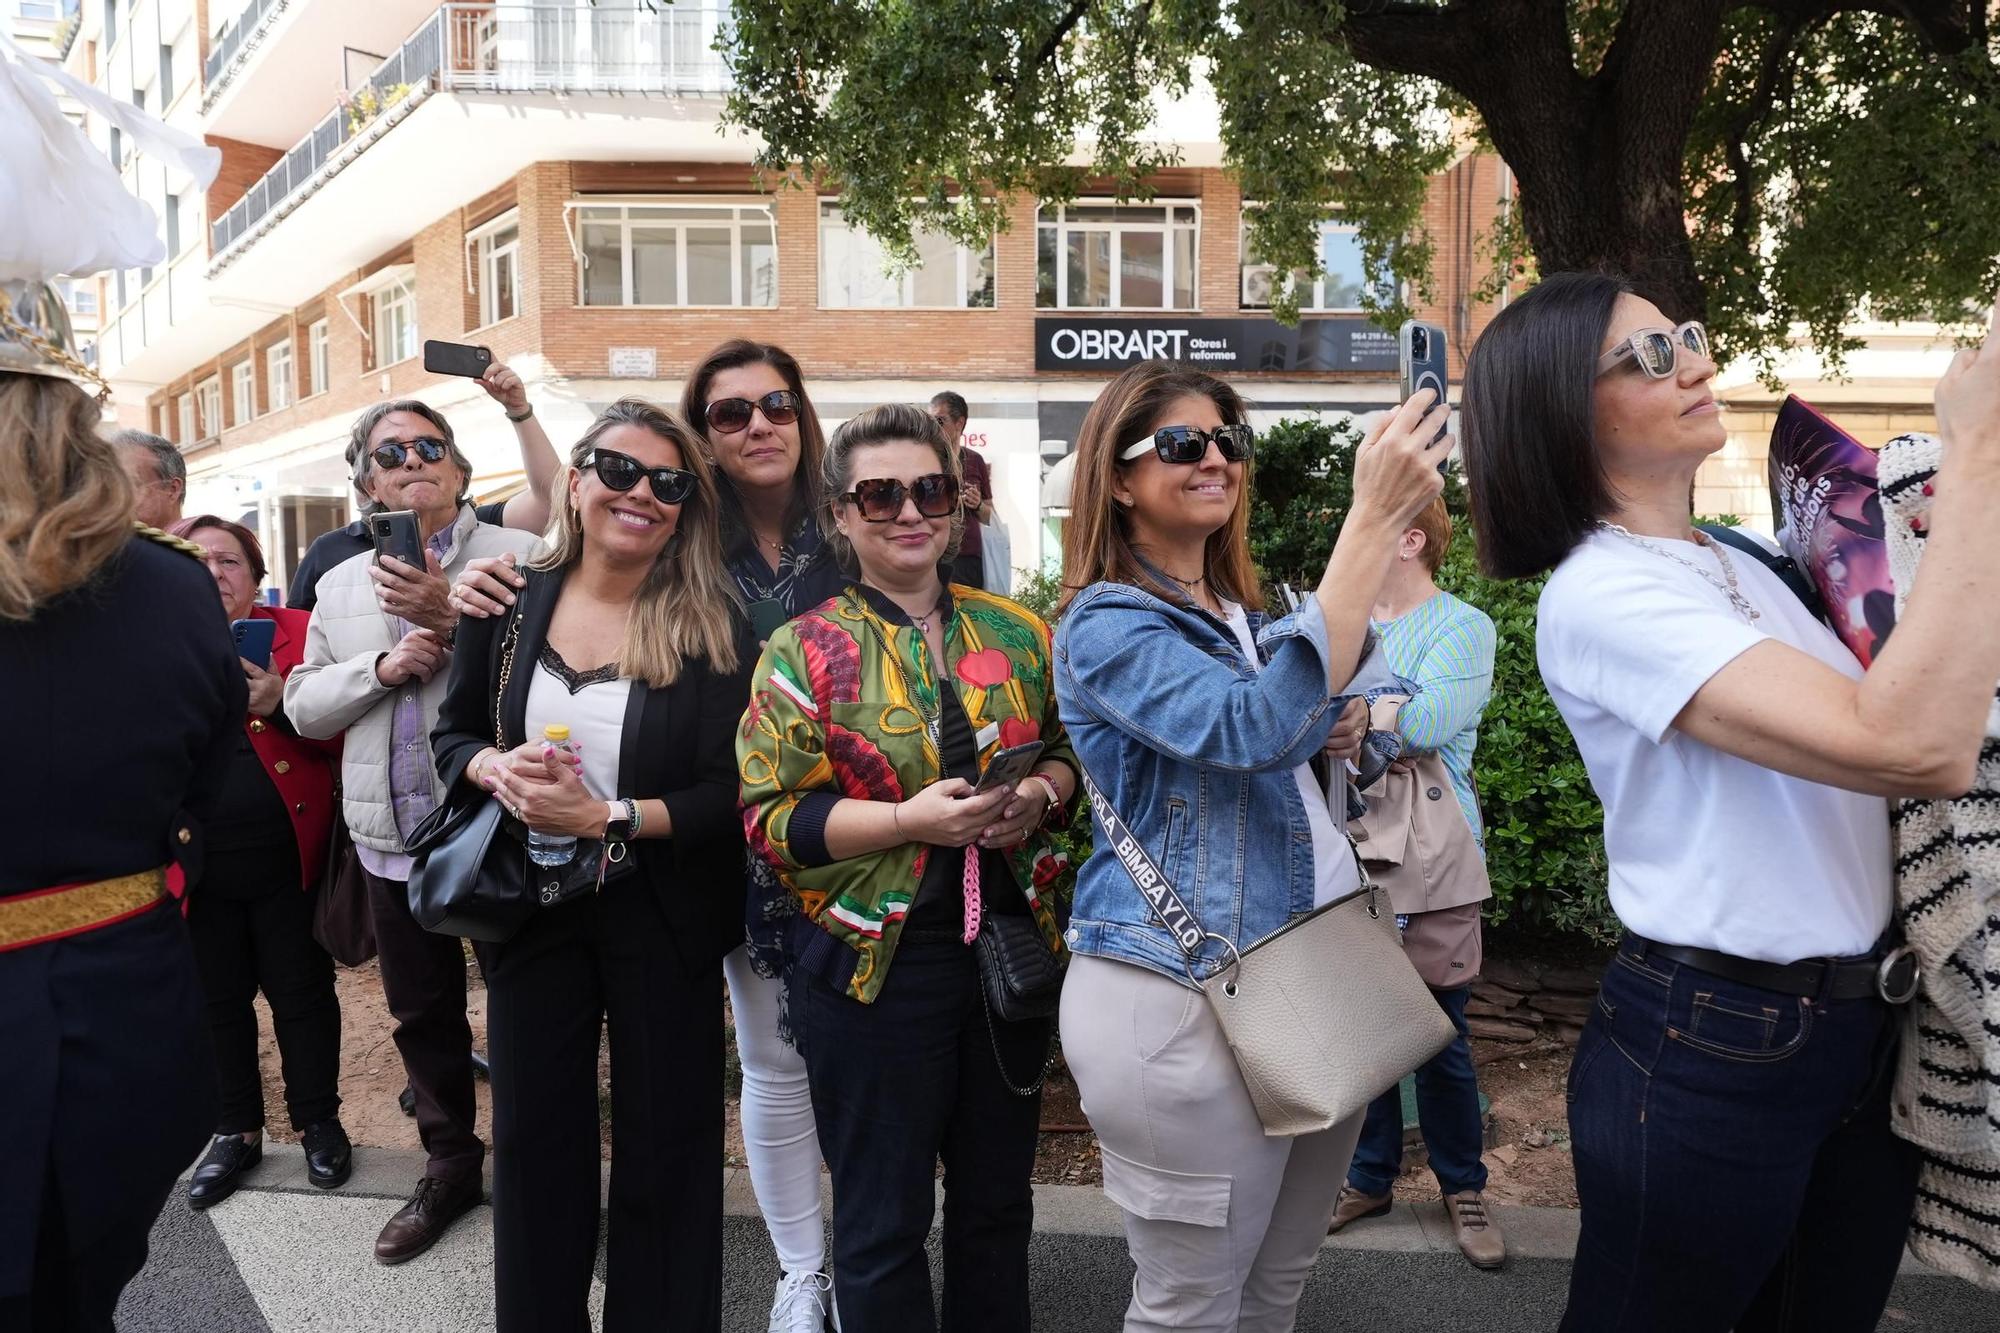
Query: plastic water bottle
[{"left": 526, "top": 724, "right": 578, "bottom": 867}]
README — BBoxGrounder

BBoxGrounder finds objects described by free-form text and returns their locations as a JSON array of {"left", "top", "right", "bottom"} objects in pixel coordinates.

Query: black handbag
[
  {"left": 404, "top": 599, "right": 604, "bottom": 942},
  {"left": 972, "top": 905, "right": 1064, "bottom": 1099},
  {"left": 312, "top": 804, "right": 376, "bottom": 965}
]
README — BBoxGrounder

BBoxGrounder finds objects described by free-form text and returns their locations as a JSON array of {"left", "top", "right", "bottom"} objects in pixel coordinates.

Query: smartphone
[
  {"left": 367, "top": 508, "right": 426, "bottom": 571},
  {"left": 230, "top": 617, "right": 276, "bottom": 669},
  {"left": 423, "top": 339, "right": 493, "bottom": 380},
  {"left": 973, "top": 741, "right": 1045, "bottom": 795},
  {"left": 747, "top": 597, "right": 788, "bottom": 643},
  {"left": 1398, "top": 319, "right": 1451, "bottom": 462}
]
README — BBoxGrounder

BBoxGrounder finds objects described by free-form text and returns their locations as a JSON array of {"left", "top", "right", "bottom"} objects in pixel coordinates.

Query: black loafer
[
  {"left": 302, "top": 1119, "right": 353, "bottom": 1190},
  {"left": 187, "top": 1134, "right": 261, "bottom": 1210}
]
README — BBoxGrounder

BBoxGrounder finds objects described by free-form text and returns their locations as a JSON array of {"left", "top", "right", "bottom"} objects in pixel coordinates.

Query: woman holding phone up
[
  {"left": 1460, "top": 274, "right": 2000, "bottom": 1331},
  {"left": 1054, "top": 361, "right": 1450, "bottom": 1331},
  {"left": 448, "top": 342, "right": 849, "bottom": 1330},
  {"left": 738, "top": 403, "right": 1077, "bottom": 1331}
]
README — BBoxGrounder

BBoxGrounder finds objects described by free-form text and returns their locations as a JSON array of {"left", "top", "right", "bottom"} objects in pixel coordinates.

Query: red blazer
[{"left": 253, "top": 605, "right": 342, "bottom": 890}]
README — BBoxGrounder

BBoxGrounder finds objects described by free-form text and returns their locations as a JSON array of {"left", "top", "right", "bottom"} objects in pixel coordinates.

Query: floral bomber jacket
[{"left": 736, "top": 584, "right": 1077, "bottom": 1003}]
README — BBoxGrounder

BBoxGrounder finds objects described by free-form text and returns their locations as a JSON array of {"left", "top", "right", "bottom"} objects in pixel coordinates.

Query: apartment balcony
[
  {"left": 206, "top": 3, "right": 742, "bottom": 308},
  {"left": 201, "top": 0, "right": 444, "bottom": 149}
]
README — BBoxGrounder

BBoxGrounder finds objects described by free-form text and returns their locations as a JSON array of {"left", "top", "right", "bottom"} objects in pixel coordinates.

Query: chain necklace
[{"left": 1597, "top": 522, "right": 1761, "bottom": 624}]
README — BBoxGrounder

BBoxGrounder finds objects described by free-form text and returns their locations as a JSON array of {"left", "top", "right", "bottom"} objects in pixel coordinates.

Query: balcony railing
[
  {"left": 208, "top": 4, "right": 734, "bottom": 267},
  {"left": 202, "top": 0, "right": 288, "bottom": 105}
]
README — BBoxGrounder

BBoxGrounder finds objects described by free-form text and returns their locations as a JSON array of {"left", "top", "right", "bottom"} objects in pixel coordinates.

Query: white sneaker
[{"left": 768, "top": 1269, "right": 834, "bottom": 1333}]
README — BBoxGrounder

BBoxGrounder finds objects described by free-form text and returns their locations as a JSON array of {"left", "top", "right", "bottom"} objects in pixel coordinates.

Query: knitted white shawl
[{"left": 1882, "top": 432, "right": 2000, "bottom": 1288}]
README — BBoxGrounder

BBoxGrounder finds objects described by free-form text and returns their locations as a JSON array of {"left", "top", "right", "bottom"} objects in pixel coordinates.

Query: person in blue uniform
[{"left": 0, "top": 281, "right": 245, "bottom": 1331}]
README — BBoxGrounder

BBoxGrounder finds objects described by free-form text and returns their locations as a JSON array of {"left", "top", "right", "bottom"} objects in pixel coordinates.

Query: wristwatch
[
  {"left": 505, "top": 404, "right": 534, "bottom": 423},
  {"left": 604, "top": 798, "right": 637, "bottom": 860}
]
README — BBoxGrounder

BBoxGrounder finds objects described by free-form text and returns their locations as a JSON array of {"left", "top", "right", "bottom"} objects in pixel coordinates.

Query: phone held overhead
[
  {"left": 1399, "top": 319, "right": 1452, "bottom": 465},
  {"left": 422, "top": 340, "right": 494, "bottom": 380}
]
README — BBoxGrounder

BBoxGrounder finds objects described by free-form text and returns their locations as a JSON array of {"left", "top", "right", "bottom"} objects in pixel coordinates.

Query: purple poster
[{"left": 1768, "top": 396, "right": 1892, "bottom": 666}]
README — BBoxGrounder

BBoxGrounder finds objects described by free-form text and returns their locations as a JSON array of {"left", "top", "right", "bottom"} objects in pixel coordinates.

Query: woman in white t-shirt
[{"left": 1458, "top": 272, "right": 2000, "bottom": 1332}]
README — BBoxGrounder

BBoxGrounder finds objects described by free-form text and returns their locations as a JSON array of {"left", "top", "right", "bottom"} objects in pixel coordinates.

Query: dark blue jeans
[
  {"left": 797, "top": 928, "right": 1051, "bottom": 1333},
  {"left": 1560, "top": 939, "right": 1918, "bottom": 1332},
  {"left": 1347, "top": 984, "right": 1488, "bottom": 1196}
]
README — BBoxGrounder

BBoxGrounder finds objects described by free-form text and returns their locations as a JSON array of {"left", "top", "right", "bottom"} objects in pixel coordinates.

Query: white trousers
[
  {"left": 723, "top": 945, "right": 826, "bottom": 1276},
  {"left": 1060, "top": 954, "right": 1363, "bottom": 1332}
]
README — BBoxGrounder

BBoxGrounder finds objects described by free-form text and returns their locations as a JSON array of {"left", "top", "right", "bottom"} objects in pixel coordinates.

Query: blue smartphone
[{"left": 231, "top": 617, "right": 276, "bottom": 669}]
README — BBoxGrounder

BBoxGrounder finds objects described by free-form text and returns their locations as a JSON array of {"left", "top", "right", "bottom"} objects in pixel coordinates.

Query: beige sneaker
[
  {"left": 1446, "top": 1190, "right": 1506, "bottom": 1269},
  {"left": 1327, "top": 1183, "right": 1393, "bottom": 1234}
]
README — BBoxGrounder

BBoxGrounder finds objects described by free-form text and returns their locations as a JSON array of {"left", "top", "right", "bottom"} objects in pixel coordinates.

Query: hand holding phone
[
  {"left": 368, "top": 509, "right": 426, "bottom": 571},
  {"left": 974, "top": 741, "right": 1045, "bottom": 794},
  {"left": 231, "top": 617, "right": 276, "bottom": 670},
  {"left": 1399, "top": 319, "right": 1452, "bottom": 469}
]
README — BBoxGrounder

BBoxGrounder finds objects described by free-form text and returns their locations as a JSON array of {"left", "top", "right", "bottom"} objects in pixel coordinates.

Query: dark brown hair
[
  {"left": 679, "top": 340, "right": 827, "bottom": 541},
  {"left": 1058, "top": 361, "right": 1261, "bottom": 615},
  {"left": 172, "top": 514, "right": 267, "bottom": 584},
  {"left": 1460, "top": 271, "right": 1628, "bottom": 578}
]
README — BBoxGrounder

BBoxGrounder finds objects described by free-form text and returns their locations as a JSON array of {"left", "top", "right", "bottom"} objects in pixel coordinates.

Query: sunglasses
[
  {"left": 1596, "top": 321, "right": 1711, "bottom": 379},
  {"left": 841, "top": 473, "right": 960, "bottom": 524},
  {"left": 704, "top": 390, "right": 800, "bottom": 434},
  {"left": 1118, "top": 423, "right": 1255, "bottom": 465},
  {"left": 370, "top": 436, "right": 450, "bottom": 471},
  {"left": 585, "top": 447, "right": 697, "bottom": 505}
]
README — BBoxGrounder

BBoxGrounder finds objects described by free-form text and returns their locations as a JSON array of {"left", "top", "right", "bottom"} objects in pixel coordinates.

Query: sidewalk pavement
[{"left": 118, "top": 1145, "right": 2000, "bottom": 1332}]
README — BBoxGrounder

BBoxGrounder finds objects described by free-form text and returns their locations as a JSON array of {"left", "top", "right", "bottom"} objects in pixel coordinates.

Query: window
[
  {"left": 471, "top": 213, "right": 519, "bottom": 327},
  {"left": 818, "top": 203, "right": 994, "bottom": 309},
  {"left": 266, "top": 339, "right": 294, "bottom": 411},
  {"left": 307, "top": 319, "right": 329, "bottom": 396},
  {"left": 575, "top": 202, "right": 776, "bottom": 308},
  {"left": 230, "top": 360, "right": 255, "bottom": 425},
  {"left": 176, "top": 394, "right": 194, "bottom": 445},
  {"left": 196, "top": 377, "right": 221, "bottom": 438},
  {"left": 370, "top": 278, "right": 418, "bottom": 365},
  {"left": 108, "top": 126, "right": 122, "bottom": 170},
  {"left": 20, "top": 1, "right": 61, "bottom": 20},
  {"left": 164, "top": 192, "right": 179, "bottom": 257},
  {"left": 67, "top": 285, "right": 97, "bottom": 316},
  {"left": 103, "top": 0, "right": 116, "bottom": 49},
  {"left": 1239, "top": 212, "right": 1398, "bottom": 312},
  {"left": 158, "top": 44, "right": 174, "bottom": 102},
  {"left": 1036, "top": 203, "right": 1198, "bottom": 310}
]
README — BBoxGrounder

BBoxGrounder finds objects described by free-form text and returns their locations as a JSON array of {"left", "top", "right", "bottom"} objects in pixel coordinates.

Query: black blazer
[{"left": 430, "top": 564, "right": 754, "bottom": 972}]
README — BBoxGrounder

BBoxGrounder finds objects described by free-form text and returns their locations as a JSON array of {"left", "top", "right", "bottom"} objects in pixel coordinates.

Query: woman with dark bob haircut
[{"left": 1459, "top": 271, "right": 2000, "bottom": 1331}]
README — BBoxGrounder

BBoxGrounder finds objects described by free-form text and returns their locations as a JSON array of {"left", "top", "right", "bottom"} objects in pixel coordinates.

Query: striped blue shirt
[{"left": 1370, "top": 589, "right": 1496, "bottom": 840}]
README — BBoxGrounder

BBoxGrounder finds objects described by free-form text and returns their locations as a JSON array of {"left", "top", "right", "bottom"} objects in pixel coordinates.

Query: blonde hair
[
  {"left": 1410, "top": 497, "right": 1453, "bottom": 574},
  {"left": 0, "top": 374, "right": 136, "bottom": 622},
  {"left": 1059, "top": 361, "right": 1261, "bottom": 616},
  {"left": 535, "top": 398, "right": 739, "bottom": 686}
]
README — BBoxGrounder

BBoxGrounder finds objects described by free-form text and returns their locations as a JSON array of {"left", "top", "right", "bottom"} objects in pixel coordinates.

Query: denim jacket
[{"left": 1054, "top": 580, "right": 1412, "bottom": 989}]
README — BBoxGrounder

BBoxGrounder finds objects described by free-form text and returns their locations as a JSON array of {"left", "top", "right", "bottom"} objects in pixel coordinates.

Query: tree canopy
[{"left": 722, "top": 1, "right": 2000, "bottom": 372}]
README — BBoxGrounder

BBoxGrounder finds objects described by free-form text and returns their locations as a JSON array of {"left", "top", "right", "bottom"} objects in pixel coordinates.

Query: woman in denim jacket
[{"left": 1054, "top": 360, "right": 1453, "bottom": 1331}]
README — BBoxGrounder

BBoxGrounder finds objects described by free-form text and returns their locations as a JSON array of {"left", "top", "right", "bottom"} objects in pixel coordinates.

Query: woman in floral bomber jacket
[{"left": 738, "top": 403, "right": 1077, "bottom": 1333}]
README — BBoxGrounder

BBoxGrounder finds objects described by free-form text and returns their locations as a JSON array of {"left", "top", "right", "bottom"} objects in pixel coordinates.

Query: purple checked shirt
[{"left": 356, "top": 524, "right": 457, "bottom": 882}]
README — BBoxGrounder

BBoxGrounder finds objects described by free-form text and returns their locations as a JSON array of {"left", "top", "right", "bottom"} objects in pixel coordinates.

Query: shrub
[{"left": 1246, "top": 415, "right": 1618, "bottom": 944}]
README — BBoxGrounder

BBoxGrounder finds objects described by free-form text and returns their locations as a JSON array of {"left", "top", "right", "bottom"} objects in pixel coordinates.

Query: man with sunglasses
[
  {"left": 930, "top": 391, "right": 994, "bottom": 590},
  {"left": 286, "top": 361, "right": 558, "bottom": 612},
  {"left": 284, "top": 397, "right": 539, "bottom": 1265}
]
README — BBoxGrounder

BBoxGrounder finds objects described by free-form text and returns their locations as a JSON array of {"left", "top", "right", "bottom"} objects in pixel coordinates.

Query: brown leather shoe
[
  {"left": 1447, "top": 1190, "right": 1506, "bottom": 1268},
  {"left": 1327, "top": 1183, "right": 1393, "bottom": 1234},
  {"left": 374, "top": 1175, "right": 481, "bottom": 1265}
]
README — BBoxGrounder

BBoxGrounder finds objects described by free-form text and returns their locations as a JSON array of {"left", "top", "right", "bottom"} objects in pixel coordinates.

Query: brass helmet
[{"left": 0, "top": 278, "right": 92, "bottom": 387}]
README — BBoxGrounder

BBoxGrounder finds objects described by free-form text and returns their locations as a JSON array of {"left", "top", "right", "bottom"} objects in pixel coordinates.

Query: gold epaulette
[{"left": 134, "top": 522, "right": 208, "bottom": 560}]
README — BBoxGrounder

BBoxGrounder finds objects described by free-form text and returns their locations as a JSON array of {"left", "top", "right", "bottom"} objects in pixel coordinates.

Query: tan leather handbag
[
  {"left": 1083, "top": 770, "right": 1455, "bottom": 1137},
  {"left": 1352, "top": 755, "right": 1491, "bottom": 989}
]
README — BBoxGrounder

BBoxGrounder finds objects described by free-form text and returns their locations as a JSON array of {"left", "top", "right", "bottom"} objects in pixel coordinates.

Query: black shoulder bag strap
[{"left": 1695, "top": 523, "right": 1828, "bottom": 624}]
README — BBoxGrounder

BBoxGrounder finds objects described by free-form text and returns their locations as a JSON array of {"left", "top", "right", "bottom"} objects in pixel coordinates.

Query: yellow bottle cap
[{"left": 543, "top": 724, "right": 571, "bottom": 743}]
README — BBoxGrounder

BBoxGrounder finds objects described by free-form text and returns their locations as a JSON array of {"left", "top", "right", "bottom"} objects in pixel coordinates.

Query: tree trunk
[{"left": 1344, "top": 0, "right": 1730, "bottom": 324}]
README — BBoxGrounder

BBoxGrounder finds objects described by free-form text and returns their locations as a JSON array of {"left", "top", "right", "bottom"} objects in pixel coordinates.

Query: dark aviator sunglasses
[
  {"left": 842, "top": 473, "right": 960, "bottom": 523},
  {"left": 1118, "top": 422, "right": 1255, "bottom": 465},
  {"left": 704, "top": 390, "right": 800, "bottom": 434},
  {"left": 585, "top": 447, "right": 697, "bottom": 505},
  {"left": 371, "top": 436, "right": 450, "bottom": 471}
]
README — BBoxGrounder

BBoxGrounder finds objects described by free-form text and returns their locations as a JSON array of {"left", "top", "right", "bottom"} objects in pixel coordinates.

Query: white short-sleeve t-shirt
[
  {"left": 1219, "top": 601, "right": 1362, "bottom": 909},
  {"left": 1536, "top": 529, "right": 1892, "bottom": 963}
]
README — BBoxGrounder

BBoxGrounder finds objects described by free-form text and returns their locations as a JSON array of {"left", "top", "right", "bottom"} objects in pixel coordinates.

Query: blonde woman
[
  {"left": 0, "top": 356, "right": 243, "bottom": 1327},
  {"left": 431, "top": 398, "right": 753, "bottom": 1331}
]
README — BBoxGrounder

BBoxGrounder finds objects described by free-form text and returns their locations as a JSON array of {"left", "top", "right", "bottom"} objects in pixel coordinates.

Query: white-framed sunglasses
[{"left": 1596, "top": 321, "right": 1711, "bottom": 379}]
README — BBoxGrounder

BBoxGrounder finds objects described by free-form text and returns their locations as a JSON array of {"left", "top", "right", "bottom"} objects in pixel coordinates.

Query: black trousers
[
  {"left": 0, "top": 901, "right": 216, "bottom": 1332},
  {"left": 480, "top": 880, "right": 724, "bottom": 1333},
  {"left": 798, "top": 928, "right": 1049, "bottom": 1333},
  {"left": 188, "top": 845, "right": 341, "bottom": 1134},
  {"left": 364, "top": 868, "right": 483, "bottom": 1184}
]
